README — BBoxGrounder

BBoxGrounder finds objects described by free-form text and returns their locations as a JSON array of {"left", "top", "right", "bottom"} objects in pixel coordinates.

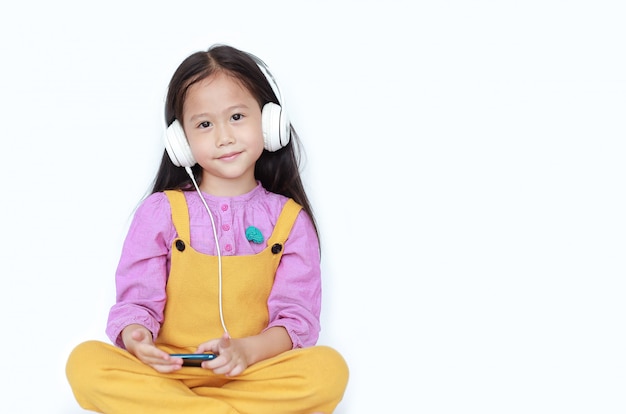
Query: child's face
[{"left": 182, "top": 71, "right": 265, "bottom": 195}]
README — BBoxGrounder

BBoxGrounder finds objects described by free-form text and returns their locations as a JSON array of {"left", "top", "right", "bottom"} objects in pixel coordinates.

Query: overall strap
[
  {"left": 164, "top": 190, "right": 190, "bottom": 241},
  {"left": 267, "top": 199, "right": 303, "bottom": 246}
]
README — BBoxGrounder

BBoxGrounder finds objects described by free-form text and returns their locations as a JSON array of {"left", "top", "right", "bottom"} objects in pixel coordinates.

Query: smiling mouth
[{"left": 218, "top": 151, "right": 241, "bottom": 161}]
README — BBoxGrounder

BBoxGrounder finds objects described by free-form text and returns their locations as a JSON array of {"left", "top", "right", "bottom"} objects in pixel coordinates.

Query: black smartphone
[{"left": 170, "top": 353, "right": 218, "bottom": 367}]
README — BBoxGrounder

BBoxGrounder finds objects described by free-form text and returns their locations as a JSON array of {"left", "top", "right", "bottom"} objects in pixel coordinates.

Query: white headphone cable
[{"left": 184, "top": 166, "right": 229, "bottom": 337}]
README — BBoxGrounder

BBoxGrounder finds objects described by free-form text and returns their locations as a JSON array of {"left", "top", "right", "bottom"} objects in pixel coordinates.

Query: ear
[
  {"left": 164, "top": 120, "right": 196, "bottom": 167},
  {"left": 262, "top": 102, "right": 290, "bottom": 151}
]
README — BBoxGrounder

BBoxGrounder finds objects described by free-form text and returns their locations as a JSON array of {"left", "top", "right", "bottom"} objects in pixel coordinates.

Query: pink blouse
[{"left": 106, "top": 183, "right": 321, "bottom": 349}]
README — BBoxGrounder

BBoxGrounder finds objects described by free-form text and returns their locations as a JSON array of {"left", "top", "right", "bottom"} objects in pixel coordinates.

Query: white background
[{"left": 1, "top": 1, "right": 625, "bottom": 413}]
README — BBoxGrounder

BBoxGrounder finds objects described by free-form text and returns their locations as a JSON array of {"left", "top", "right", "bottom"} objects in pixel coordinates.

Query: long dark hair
[{"left": 150, "top": 44, "right": 318, "bottom": 238}]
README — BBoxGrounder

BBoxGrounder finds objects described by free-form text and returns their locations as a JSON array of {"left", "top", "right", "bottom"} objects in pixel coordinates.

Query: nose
[{"left": 215, "top": 123, "right": 235, "bottom": 147}]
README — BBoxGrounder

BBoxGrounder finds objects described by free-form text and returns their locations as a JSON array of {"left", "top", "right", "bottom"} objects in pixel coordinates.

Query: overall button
[
  {"left": 175, "top": 240, "right": 185, "bottom": 251},
  {"left": 221, "top": 204, "right": 228, "bottom": 211},
  {"left": 222, "top": 224, "right": 230, "bottom": 231},
  {"left": 224, "top": 244, "right": 233, "bottom": 252}
]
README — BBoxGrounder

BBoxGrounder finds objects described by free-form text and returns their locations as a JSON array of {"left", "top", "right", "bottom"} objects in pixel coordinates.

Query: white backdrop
[{"left": 1, "top": 1, "right": 625, "bottom": 413}]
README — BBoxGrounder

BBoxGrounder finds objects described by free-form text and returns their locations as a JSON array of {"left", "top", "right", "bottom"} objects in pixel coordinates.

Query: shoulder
[
  {"left": 257, "top": 187, "right": 292, "bottom": 212},
  {"left": 138, "top": 191, "right": 171, "bottom": 211},
  {"left": 255, "top": 188, "right": 312, "bottom": 231},
  {"left": 132, "top": 192, "right": 173, "bottom": 223},
  {"left": 251, "top": 187, "right": 311, "bottom": 225},
  {"left": 254, "top": 191, "right": 316, "bottom": 245},
  {"left": 123, "top": 192, "right": 176, "bottom": 243}
]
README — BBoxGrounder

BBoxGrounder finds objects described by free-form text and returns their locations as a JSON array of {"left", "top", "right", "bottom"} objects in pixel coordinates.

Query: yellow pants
[{"left": 66, "top": 340, "right": 348, "bottom": 413}]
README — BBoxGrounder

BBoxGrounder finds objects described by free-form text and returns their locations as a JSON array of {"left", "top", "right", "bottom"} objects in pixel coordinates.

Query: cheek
[
  {"left": 186, "top": 136, "right": 210, "bottom": 157},
  {"left": 249, "top": 124, "right": 266, "bottom": 154}
]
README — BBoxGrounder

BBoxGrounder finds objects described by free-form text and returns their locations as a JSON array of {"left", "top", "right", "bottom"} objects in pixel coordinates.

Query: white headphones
[{"left": 164, "top": 54, "right": 290, "bottom": 168}]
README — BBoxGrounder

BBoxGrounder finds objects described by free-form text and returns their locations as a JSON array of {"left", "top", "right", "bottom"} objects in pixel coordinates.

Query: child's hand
[
  {"left": 121, "top": 324, "right": 183, "bottom": 373},
  {"left": 196, "top": 332, "right": 249, "bottom": 377}
]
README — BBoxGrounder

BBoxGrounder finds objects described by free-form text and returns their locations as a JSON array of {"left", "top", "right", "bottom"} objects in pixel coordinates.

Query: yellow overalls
[{"left": 66, "top": 191, "right": 349, "bottom": 413}]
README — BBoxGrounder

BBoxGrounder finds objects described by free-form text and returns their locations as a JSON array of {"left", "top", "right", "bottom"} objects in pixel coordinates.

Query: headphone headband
[{"left": 247, "top": 53, "right": 283, "bottom": 105}]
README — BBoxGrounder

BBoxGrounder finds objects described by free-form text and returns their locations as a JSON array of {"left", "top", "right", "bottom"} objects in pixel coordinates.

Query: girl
[{"left": 66, "top": 44, "right": 349, "bottom": 414}]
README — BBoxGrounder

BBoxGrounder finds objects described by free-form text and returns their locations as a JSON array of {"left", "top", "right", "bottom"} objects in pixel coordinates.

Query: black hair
[{"left": 149, "top": 44, "right": 318, "bottom": 239}]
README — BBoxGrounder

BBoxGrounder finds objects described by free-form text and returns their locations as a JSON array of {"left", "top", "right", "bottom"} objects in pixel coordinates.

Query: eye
[
  {"left": 231, "top": 113, "right": 243, "bottom": 121},
  {"left": 198, "top": 121, "right": 212, "bottom": 129}
]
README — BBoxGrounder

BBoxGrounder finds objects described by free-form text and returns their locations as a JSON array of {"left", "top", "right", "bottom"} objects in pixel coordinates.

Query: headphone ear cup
[
  {"left": 164, "top": 120, "right": 196, "bottom": 167},
  {"left": 262, "top": 102, "right": 290, "bottom": 152}
]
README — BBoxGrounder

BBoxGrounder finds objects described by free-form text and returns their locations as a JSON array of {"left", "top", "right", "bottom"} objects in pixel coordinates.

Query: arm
[
  {"left": 266, "top": 209, "right": 322, "bottom": 348},
  {"left": 196, "top": 326, "right": 292, "bottom": 377},
  {"left": 233, "top": 326, "right": 292, "bottom": 364},
  {"left": 105, "top": 193, "right": 174, "bottom": 348}
]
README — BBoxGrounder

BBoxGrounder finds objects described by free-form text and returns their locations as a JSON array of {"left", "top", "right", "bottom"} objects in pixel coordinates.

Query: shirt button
[
  {"left": 222, "top": 224, "right": 230, "bottom": 231},
  {"left": 224, "top": 244, "right": 233, "bottom": 252},
  {"left": 221, "top": 204, "right": 228, "bottom": 211}
]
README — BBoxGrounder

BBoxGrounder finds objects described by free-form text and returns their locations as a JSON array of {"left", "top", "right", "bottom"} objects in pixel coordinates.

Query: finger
[
  {"left": 196, "top": 339, "right": 220, "bottom": 354},
  {"left": 152, "top": 360, "right": 183, "bottom": 373},
  {"left": 227, "top": 364, "right": 245, "bottom": 377},
  {"left": 219, "top": 332, "right": 231, "bottom": 349}
]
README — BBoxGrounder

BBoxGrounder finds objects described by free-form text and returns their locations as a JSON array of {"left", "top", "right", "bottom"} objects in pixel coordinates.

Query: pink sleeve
[
  {"left": 265, "top": 209, "right": 322, "bottom": 348},
  {"left": 105, "top": 193, "right": 173, "bottom": 348}
]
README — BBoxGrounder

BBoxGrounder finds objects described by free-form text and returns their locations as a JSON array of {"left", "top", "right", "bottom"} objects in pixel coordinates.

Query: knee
[
  {"left": 309, "top": 346, "right": 349, "bottom": 398},
  {"left": 66, "top": 340, "right": 106, "bottom": 390}
]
